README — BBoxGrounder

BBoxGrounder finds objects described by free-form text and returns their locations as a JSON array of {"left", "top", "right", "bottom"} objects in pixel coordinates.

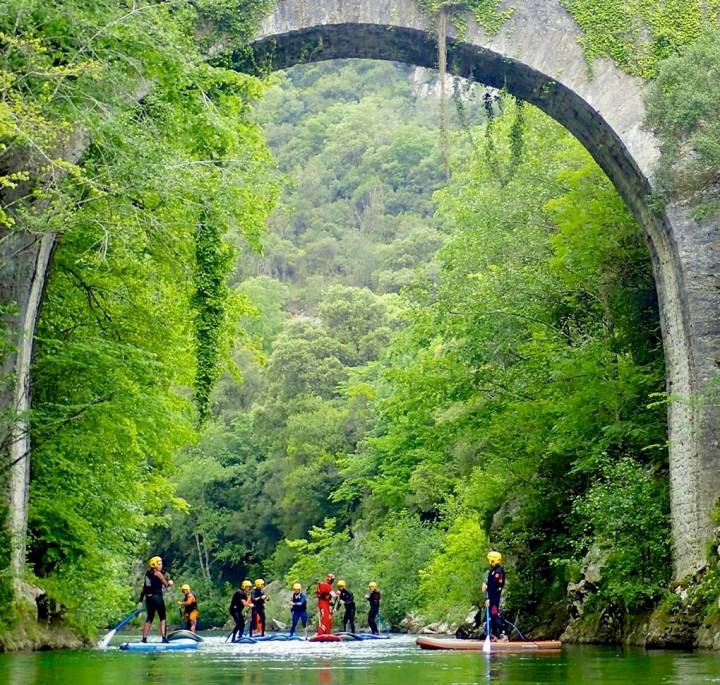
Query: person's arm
[{"left": 154, "top": 569, "right": 173, "bottom": 588}]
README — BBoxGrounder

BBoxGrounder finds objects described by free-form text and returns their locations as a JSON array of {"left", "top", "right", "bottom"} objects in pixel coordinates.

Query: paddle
[
  {"left": 482, "top": 605, "right": 491, "bottom": 653},
  {"left": 97, "top": 608, "right": 142, "bottom": 649}
]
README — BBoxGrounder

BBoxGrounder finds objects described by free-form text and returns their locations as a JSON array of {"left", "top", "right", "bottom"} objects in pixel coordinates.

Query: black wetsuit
[
  {"left": 229, "top": 589, "right": 248, "bottom": 641},
  {"left": 486, "top": 564, "right": 506, "bottom": 638},
  {"left": 250, "top": 588, "right": 266, "bottom": 637},
  {"left": 139, "top": 569, "right": 166, "bottom": 624},
  {"left": 337, "top": 589, "right": 356, "bottom": 633},
  {"left": 367, "top": 590, "right": 381, "bottom": 635}
]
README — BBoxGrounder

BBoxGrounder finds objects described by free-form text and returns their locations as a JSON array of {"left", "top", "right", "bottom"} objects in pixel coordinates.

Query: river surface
[{"left": 3, "top": 634, "right": 720, "bottom": 684}]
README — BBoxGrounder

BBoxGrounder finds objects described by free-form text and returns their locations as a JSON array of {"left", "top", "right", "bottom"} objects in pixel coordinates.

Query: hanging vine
[
  {"left": 191, "top": 210, "right": 234, "bottom": 424},
  {"left": 419, "top": 1, "right": 513, "bottom": 179},
  {"left": 481, "top": 94, "right": 526, "bottom": 187}
]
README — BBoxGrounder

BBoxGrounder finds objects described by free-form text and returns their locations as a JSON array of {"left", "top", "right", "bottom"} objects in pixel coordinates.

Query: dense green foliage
[
  {"left": 164, "top": 62, "right": 670, "bottom": 633},
  {"left": 646, "top": 29, "right": 720, "bottom": 217},
  {"left": 1, "top": 0, "right": 277, "bottom": 633}
]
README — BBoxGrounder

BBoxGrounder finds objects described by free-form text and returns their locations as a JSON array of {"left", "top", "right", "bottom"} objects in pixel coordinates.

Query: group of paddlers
[
  {"left": 136, "top": 556, "right": 382, "bottom": 642},
  {"left": 228, "top": 573, "right": 382, "bottom": 641},
  {"left": 136, "top": 551, "right": 506, "bottom": 642}
]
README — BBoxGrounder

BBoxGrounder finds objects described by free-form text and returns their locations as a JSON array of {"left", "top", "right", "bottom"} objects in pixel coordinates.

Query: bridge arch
[{"left": 233, "top": 0, "right": 720, "bottom": 578}]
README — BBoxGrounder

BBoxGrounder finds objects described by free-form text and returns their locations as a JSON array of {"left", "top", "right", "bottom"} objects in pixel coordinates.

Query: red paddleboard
[{"left": 309, "top": 634, "right": 342, "bottom": 642}]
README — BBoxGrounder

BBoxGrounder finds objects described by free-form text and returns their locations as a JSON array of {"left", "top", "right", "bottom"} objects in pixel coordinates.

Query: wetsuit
[
  {"left": 367, "top": 590, "right": 381, "bottom": 635},
  {"left": 316, "top": 581, "right": 334, "bottom": 635},
  {"left": 486, "top": 564, "right": 506, "bottom": 638},
  {"left": 290, "top": 591, "right": 308, "bottom": 636},
  {"left": 337, "top": 589, "right": 356, "bottom": 633},
  {"left": 180, "top": 592, "right": 199, "bottom": 630},
  {"left": 229, "top": 590, "right": 249, "bottom": 641},
  {"left": 139, "top": 569, "right": 167, "bottom": 625},
  {"left": 250, "top": 588, "right": 267, "bottom": 637}
]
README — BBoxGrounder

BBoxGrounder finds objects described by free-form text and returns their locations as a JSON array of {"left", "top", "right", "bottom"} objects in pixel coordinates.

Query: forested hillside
[{"left": 157, "top": 60, "right": 670, "bottom": 634}]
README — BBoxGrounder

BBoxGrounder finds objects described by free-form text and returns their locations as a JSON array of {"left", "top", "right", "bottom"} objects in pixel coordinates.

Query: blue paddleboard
[{"left": 120, "top": 639, "right": 199, "bottom": 651}]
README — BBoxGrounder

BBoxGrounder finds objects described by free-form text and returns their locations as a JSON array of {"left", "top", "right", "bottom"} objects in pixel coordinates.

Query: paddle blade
[
  {"left": 97, "top": 628, "right": 116, "bottom": 649},
  {"left": 482, "top": 635, "right": 491, "bottom": 653}
]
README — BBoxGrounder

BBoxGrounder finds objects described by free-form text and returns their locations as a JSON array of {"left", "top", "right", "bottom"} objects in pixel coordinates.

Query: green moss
[
  {"left": 418, "top": 0, "right": 514, "bottom": 37},
  {"left": 561, "top": 0, "right": 720, "bottom": 78}
]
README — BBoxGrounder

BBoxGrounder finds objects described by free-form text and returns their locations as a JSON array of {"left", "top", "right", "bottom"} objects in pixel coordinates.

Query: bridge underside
[{"left": 235, "top": 24, "right": 650, "bottom": 223}]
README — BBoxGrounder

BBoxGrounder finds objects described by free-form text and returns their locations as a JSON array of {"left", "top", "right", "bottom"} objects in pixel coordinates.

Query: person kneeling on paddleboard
[
  {"left": 290, "top": 582, "right": 308, "bottom": 636},
  {"left": 335, "top": 580, "right": 356, "bottom": 633},
  {"left": 177, "top": 584, "right": 199, "bottom": 633},
  {"left": 482, "top": 551, "right": 508, "bottom": 641},
  {"left": 137, "top": 555, "right": 174, "bottom": 643},
  {"left": 250, "top": 579, "right": 268, "bottom": 637},
  {"left": 366, "top": 582, "right": 381, "bottom": 635},
  {"left": 316, "top": 573, "right": 335, "bottom": 635}
]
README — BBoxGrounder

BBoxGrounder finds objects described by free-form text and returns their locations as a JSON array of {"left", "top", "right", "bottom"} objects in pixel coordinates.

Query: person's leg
[
  {"left": 489, "top": 604, "right": 501, "bottom": 638},
  {"left": 290, "top": 610, "right": 299, "bottom": 636},
  {"left": 349, "top": 605, "right": 356, "bottom": 633},
  {"left": 158, "top": 600, "right": 168, "bottom": 642},
  {"left": 249, "top": 609, "right": 256, "bottom": 636},
  {"left": 368, "top": 609, "right": 378, "bottom": 635},
  {"left": 259, "top": 609, "right": 266, "bottom": 636},
  {"left": 142, "top": 598, "right": 156, "bottom": 641}
]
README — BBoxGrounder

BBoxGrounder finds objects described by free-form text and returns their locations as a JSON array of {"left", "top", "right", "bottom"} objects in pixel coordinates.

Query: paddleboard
[
  {"left": 416, "top": 636, "right": 562, "bottom": 652},
  {"left": 308, "top": 634, "right": 342, "bottom": 642},
  {"left": 355, "top": 633, "right": 389, "bottom": 640},
  {"left": 167, "top": 629, "right": 203, "bottom": 642},
  {"left": 120, "top": 639, "right": 199, "bottom": 652}
]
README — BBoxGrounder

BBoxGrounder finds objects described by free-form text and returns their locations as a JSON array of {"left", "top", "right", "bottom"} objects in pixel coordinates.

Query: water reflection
[{"left": 3, "top": 637, "right": 720, "bottom": 685}]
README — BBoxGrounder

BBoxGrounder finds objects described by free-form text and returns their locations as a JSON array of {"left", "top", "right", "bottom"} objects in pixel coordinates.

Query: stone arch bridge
[{"left": 3, "top": 0, "right": 719, "bottom": 579}]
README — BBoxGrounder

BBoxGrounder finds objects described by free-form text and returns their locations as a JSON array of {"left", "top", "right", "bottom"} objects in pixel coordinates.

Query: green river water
[{"left": 3, "top": 635, "right": 720, "bottom": 685}]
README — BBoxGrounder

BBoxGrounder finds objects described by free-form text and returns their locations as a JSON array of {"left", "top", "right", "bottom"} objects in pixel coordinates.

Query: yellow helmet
[
  {"left": 487, "top": 551, "right": 502, "bottom": 565},
  {"left": 254, "top": 578, "right": 265, "bottom": 589},
  {"left": 148, "top": 556, "right": 162, "bottom": 569},
  {"left": 292, "top": 582, "right": 302, "bottom": 591},
  {"left": 241, "top": 579, "right": 252, "bottom": 589},
  {"left": 368, "top": 581, "right": 378, "bottom": 590},
  {"left": 337, "top": 580, "right": 346, "bottom": 589},
  {"left": 180, "top": 584, "right": 191, "bottom": 592}
]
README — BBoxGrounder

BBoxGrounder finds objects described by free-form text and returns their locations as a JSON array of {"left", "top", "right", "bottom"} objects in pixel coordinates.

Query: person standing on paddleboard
[
  {"left": 289, "top": 582, "right": 309, "bottom": 636},
  {"left": 366, "top": 581, "right": 381, "bottom": 635},
  {"left": 229, "top": 580, "right": 252, "bottom": 641},
  {"left": 482, "top": 551, "right": 507, "bottom": 640},
  {"left": 137, "top": 555, "right": 174, "bottom": 643},
  {"left": 335, "top": 580, "right": 356, "bottom": 633},
  {"left": 316, "top": 573, "right": 335, "bottom": 635},
  {"left": 250, "top": 579, "right": 268, "bottom": 637},
  {"left": 177, "top": 584, "right": 199, "bottom": 633}
]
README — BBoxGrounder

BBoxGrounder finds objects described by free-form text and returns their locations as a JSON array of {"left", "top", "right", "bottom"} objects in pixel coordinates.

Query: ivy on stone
[
  {"left": 417, "top": 0, "right": 514, "bottom": 36},
  {"left": 561, "top": 0, "right": 720, "bottom": 78}
]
